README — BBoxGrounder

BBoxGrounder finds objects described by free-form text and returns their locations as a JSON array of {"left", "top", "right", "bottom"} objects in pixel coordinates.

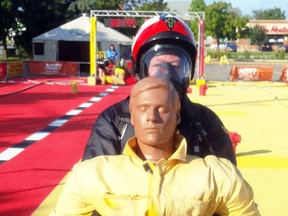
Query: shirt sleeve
[
  {"left": 49, "top": 163, "right": 94, "bottom": 216},
  {"left": 207, "top": 156, "right": 260, "bottom": 216}
]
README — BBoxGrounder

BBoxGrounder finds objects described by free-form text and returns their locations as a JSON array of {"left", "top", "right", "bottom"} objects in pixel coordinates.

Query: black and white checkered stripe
[{"left": 0, "top": 86, "right": 119, "bottom": 165}]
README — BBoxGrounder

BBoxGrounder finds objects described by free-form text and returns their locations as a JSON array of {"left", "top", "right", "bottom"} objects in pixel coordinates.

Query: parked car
[
  {"left": 226, "top": 42, "right": 237, "bottom": 52},
  {"left": 278, "top": 44, "right": 288, "bottom": 52},
  {"left": 259, "top": 42, "right": 272, "bottom": 51},
  {"left": 210, "top": 43, "right": 226, "bottom": 50},
  {"left": 210, "top": 42, "right": 237, "bottom": 52}
]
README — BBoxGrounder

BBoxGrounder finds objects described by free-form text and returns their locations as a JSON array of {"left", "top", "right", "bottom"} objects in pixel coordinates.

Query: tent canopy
[
  {"left": 32, "top": 15, "right": 133, "bottom": 62},
  {"left": 33, "top": 15, "right": 133, "bottom": 44}
]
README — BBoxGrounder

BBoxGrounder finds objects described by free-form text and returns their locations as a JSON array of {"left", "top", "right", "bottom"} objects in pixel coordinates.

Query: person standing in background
[{"left": 105, "top": 44, "right": 119, "bottom": 64}]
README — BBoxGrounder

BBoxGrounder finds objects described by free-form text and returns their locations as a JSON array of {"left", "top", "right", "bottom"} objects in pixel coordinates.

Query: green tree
[
  {"left": 68, "top": 0, "right": 120, "bottom": 14},
  {"left": 68, "top": 0, "right": 167, "bottom": 15},
  {"left": 0, "top": 0, "right": 20, "bottom": 58},
  {"left": 252, "top": 7, "right": 286, "bottom": 20},
  {"left": 249, "top": 25, "right": 266, "bottom": 45},
  {"left": 14, "top": 0, "right": 73, "bottom": 56},
  {"left": 129, "top": 0, "right": 168, "bottom": 37},
  {"left": 136, "top": 0, "right": 167, "bottom": 11},
  {"left": 68, "top": 0, "right": 167, "bottom": 38},
  {"left": 205, "top": 1, "right": 248, "bottom": 48},
  {"left": 188, "top": 0, "right": 206, "bottom": 41}
]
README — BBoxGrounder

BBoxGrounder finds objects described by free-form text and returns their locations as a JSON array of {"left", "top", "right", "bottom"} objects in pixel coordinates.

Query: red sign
[
  {"left": 270, "top": 26, "right": 288, "bottom": 34},
  {"left": 248, "top": 20, "right": 288, "bottom": 35},
  {"left": 230, "top": 66, "right": 273, "bottom": 81},
  {"left": 104, "top": 18, "right": 136, "bottom": 28},
  {"left": 238, "top": 68, "right": 259, "bottom": 80},
  {"left": 259, "top": 25, "right": 288, "bottom": 34},
  {"left": 0, "top": 62, "right": 7, "bottom": 80},
  {"left": 28, "top": 61, "right": 78, "bottom": 76}
]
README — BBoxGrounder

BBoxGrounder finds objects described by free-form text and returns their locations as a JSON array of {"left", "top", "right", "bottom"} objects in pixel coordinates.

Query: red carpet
[{"left": 0, "top": 78, "right": 132, "bottom": 215}]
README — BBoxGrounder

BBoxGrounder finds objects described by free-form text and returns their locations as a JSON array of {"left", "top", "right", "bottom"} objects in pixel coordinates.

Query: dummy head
[{"left": 129, "top": 77, "right": 181, "bottom": 148}]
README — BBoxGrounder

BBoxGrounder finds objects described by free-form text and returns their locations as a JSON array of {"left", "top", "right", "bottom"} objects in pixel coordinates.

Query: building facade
[{"left": 247, "top": 20, "right": 288, "bottom": 45}]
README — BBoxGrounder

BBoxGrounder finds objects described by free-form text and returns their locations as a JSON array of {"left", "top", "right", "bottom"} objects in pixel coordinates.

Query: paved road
[{"left": 200, "top": 60, "right": 286, "bottom": 81}]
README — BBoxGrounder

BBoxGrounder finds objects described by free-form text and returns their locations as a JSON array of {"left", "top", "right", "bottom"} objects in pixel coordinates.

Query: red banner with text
[
  {"left": 28, "top": 61, "right": 78, "bottom": 77},
  {"left": 230, "top": 66, "right": 273, "bottom": 81}
]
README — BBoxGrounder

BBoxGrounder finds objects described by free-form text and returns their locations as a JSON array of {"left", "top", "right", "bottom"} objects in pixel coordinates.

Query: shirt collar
[{"left": 123, "top": 134, "right": 187, "bottom": 163}]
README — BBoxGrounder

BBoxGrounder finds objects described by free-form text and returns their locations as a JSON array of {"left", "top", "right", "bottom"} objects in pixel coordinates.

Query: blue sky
[{"left": 205, "top": 0, "right": 288, "bottom": 19}]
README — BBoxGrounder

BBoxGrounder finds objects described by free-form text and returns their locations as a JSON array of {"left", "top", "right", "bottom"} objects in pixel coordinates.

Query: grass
[
  {"left": 207, "top": 50, "right": 288, "bottom": 61},
  {"left": 2, "top": 51, "right": 288, "bottom": 63},
  {"left": 0, "top": 57, "right": 25, "bottom": 62}
]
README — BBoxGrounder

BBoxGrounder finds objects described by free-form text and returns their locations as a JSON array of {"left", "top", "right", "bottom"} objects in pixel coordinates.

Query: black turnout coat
[{"left": 82, "top": 94, "right": 236, "bottom": 165}]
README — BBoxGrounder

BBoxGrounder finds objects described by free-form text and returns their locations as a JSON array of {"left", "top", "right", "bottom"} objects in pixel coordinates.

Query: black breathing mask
[{"left": 154, "top": 62, "right": 186, "bottom": 99}]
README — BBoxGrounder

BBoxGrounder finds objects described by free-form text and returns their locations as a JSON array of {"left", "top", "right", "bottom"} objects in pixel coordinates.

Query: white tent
[{"left": 32, "top": 14, "right": 133, "bottom": 62}]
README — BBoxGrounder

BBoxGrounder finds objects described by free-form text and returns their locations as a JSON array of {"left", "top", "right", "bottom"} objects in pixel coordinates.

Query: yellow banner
[{"left": 8, "top": 61, "right": 23, "bottom": 78}]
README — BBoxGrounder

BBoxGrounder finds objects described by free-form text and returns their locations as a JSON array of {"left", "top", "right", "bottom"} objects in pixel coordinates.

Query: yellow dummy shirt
[{"left": 50, "top": 135, "right": 259, "bottom": 216}]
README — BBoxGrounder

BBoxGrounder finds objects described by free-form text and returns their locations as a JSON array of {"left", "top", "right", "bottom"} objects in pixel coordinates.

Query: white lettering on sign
[
  {"left": 238, "top": 68, "right": 259, "bottom": 80},
  {"left": 44, "top": 63, "right": 62, "bottom": 74}
]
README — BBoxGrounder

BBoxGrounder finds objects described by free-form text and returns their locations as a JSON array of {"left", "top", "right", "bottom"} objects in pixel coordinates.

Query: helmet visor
[{"left": 140, "top": 44, "right": 192, "bottom": 81}]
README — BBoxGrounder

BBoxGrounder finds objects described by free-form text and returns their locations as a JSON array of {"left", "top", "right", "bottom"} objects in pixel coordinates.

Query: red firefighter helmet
[{"left": 131, "top": 13, "right": 197, "bottom": 80}]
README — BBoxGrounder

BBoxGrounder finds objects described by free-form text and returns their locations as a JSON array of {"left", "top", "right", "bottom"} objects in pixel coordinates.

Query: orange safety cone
[{"left": 280, "top": 65, "right": 288, "bottom": 82}]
